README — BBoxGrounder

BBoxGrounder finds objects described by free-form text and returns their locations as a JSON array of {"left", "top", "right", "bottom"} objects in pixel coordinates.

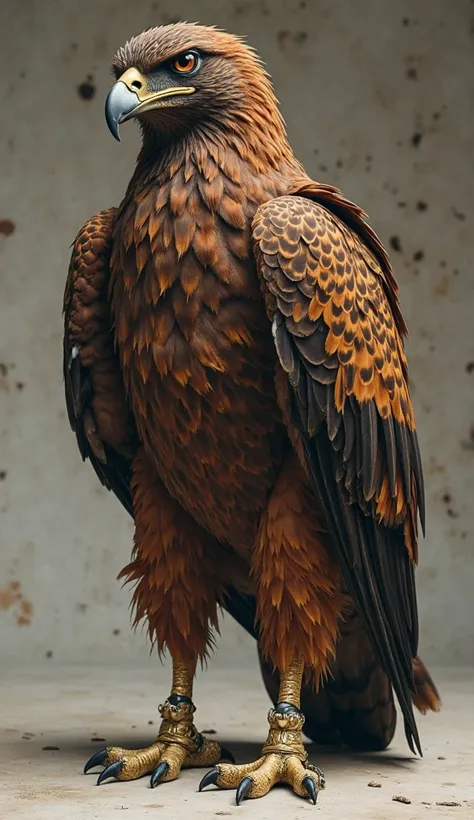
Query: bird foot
[
  {"left": 199, "top": 703, "right": 325, "bottom": 804},
  {"left": 84, "top": 696, "right": 233, "bottom": 786}
]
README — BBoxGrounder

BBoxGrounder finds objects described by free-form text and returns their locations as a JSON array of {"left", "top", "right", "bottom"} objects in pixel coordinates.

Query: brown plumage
[{"left": 64, "top": 23, "right": 440, "bottom": 802}]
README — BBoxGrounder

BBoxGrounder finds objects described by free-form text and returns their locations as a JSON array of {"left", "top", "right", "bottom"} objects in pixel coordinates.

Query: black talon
[
  {"left": 302, "top": 775, "right": 318, "bottom": 805},
  {"left": 84, "top": 748, "right": 108, "bottom": 774},
  {"left": 96, "top": 760, "right": 124, "bottom": 785},
  {"left": 220, "top": 746, "right": 236, "bottom": 764},
  {"left": 236, "top": 776, "right": 253, "bottom": 805},
  {"left": 198, "top": 766, "right": 219, "bottom": 792},
  {"left": 150, "top": 761, "right": 169, "bottom": 788}
]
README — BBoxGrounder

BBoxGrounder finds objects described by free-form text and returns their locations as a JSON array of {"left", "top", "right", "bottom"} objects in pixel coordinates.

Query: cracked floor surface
[{"left": 0, "top": 665, "right": 473, "bottom": 819}]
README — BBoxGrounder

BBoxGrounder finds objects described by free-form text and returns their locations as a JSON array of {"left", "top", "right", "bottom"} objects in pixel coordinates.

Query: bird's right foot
[{"left": 84, "top": 695, "right": 234, "bottom": 787}]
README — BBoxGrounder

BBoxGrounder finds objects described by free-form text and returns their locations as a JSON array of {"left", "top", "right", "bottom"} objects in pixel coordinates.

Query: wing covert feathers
[{"left": 253, "top": 186, "right": 426, "bottom": 754}]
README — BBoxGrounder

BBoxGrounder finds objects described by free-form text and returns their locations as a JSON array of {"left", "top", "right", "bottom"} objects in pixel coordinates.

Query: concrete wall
[{"left": 0, "top": 0, "right": 472, "bottom": 670}]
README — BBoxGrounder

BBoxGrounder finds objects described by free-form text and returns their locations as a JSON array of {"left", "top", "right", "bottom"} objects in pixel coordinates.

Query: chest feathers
[{"left": 110, "top": 146, "right": 288, "bottom": 391}]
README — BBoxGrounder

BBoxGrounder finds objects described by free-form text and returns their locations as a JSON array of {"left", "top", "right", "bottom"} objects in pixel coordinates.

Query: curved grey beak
[
  {"left": 105, "top": 67, "right": 197, "bottom": 142},
  {"left": 105, "top": 82, "right": 140, "bottom": 142}
]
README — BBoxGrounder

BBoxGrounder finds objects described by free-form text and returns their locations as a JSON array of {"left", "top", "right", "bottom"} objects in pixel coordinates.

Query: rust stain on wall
[
  {"left": 0, "top": 580, "right": 20, "bottom": 610},
  {"left": 0, "top": 580, "right": 33, "bottom": 625}
]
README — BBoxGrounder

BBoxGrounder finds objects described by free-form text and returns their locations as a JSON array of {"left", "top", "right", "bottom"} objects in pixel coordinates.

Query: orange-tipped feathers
[{"left": 412, "top": 656, "right": 441, "bottom": 714}]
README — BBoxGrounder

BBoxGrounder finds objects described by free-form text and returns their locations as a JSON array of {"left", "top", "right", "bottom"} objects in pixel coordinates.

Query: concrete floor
[{"left": 0, "top": 665, "right": 472, "bottom": 819}]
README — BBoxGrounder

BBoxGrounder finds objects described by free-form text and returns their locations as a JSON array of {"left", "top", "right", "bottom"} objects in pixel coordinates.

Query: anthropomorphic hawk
[{"left": 63, "top": 23, "right": 440, "bottom": 806}]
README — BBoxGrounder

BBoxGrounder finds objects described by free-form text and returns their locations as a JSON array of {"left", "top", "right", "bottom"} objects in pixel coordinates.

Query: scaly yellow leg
[
  {"left": 199, "top": 657, "right": 325, "bottom": 805},
  {"left": 84, "top": 658, "right": 234, "bottom": 787}
]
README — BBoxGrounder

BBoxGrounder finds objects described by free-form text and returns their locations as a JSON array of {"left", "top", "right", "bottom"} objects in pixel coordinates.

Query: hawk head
[{"left": 105, "top": 22, "right": 279, "bottom": 142}]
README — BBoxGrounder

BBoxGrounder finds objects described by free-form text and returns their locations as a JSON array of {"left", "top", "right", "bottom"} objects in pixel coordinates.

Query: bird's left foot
[
  {"left": 199, "top": 703, "right": 324, "bottom": 804},
  {"left": 84, "top": 696, "right": 232, "bottom": 786}
]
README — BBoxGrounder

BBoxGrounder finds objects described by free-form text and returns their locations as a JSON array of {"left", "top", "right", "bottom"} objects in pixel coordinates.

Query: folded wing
[
  {"left": 63, "top": 208, "right": 137, "bottom": 514},
  {"left": 252, "top": 186, "right": 425, "bottom": 754}
]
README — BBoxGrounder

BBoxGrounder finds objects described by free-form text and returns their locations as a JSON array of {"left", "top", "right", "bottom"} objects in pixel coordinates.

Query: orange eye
[{"left": 172, "top": 51, "right": 200, "bottom": 74}]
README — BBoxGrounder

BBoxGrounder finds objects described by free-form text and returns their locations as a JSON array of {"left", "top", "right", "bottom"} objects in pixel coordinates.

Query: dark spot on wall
[
  {"left": 397, "top": 201, "right": 406, "bottom": 209},
  {"left": 91, "top": 737, "right": 106, "bottom": 742},
  {"left": 432, "top": 111, "right": 440, "bottom": 121},
  {"left": 42, "top": 746, "right": 60, "bottom": 751},
  {"left": 148, "top": 720, "right": 154, "bottom": 725},
  {"left": 294, "top": 32, "right": 308, "bottom": 44},
  {"left": 113, "top": 628, "right": 121, "bottom": 636},
  {"left": 78, "top": 80, "right": 96, "bottom": 101},
  {"left": 45, "top": 650, "right": 53, "bottom": 659},
  {"left": 0, "top": 219, "right": 15, "bottom": 236},
  {"left": 336, "top": 159, "right": 343, "bottom": 168},
  {"left": 465, "top": 362, "right": 474, "bottom": 374},
  {"left": 319, "top": 163, "right": 328, "bottom": 172},
  {"left": 461, "top": 425, "right": 474, "bottom": 451},
  {"left": 202, "top": 728, "right": 217, "bottom": 735},
  {"left": 442, "top": 493, "right": 452, "bottom": 504},
  {"left": 0, "top": 471, "right": 6, "bottom": 481},
  {"left": 406, "top": 67, "right": 418, "bottom": 80},
  {"left": 413, "top": 250, "right": 424, "bottom": 262},
  {"left": 76, "top": 602, "right": 88, "bottom": 614},
  {"left": 389, "top": 236, "right": 402, "bottom": 252},
  {"left": 71, "top": 42, "right": 78, "bottom": 51},
  {"left": 416, "top": 201, "right": 427, "bottom": 211},
  {"left": 276, "top": 30, "right": 290, "bottom": 47},
  {"left": 451, "top": 206, "right": 466, "bottom": 221},
  {"left": 411, "top": 132, "right": 423, "bottom": 147},
  {"left": 402, "top": 17, "right": 410, "bottom": 26},
  {"left": 276, "top": 30, "right": 307, "bottom": 48},
  {"left": 235, "top": 1, "right": 269, "bottom": 15},
  {"left": 446, "top": 508, "right": 459, "bottom": 519},
  {"left": 299, "top": 0, "right": 307, "bottom": 7},
  {"left": 16, "top": 382, "right": 24, "bottom": 390}
]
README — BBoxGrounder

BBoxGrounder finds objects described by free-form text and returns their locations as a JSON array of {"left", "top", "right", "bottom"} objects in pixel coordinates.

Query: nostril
[{"left": 131, "top": 80, "right": 142, "bottom": 90}]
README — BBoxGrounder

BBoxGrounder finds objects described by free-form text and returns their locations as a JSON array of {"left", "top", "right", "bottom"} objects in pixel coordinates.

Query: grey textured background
[{"left": 0, "top": 0, "right": 472, "bottom": 671}]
